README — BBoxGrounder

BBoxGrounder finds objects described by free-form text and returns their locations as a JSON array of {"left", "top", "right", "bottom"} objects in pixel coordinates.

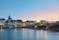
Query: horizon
[{"left": 0, "top": 0, "right": 59, "bottom": 22}]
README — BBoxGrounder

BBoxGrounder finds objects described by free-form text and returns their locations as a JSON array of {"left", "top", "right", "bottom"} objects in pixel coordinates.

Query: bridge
[{"left": 46, "top": 23, "right": 59, "bottom": 31}]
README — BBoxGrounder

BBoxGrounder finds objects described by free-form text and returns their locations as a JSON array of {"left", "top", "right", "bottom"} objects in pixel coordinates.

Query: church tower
[{"left": 8, "top": 13, "right": 12, "bottom": 20}]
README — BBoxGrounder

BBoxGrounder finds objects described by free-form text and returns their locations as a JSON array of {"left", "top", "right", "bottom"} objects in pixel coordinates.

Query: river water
[{"left": 0, "top": 28, "right": 59, "bottom": 40}]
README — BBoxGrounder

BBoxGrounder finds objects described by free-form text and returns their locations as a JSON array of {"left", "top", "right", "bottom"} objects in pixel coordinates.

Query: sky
[{"left": 0, "top": 0, "right": 59, "bottom": 22}]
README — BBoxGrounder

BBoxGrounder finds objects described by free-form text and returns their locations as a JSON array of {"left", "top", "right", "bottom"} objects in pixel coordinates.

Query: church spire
[{"left": 8, "top": 13, "right": 12, "bottom": 20}]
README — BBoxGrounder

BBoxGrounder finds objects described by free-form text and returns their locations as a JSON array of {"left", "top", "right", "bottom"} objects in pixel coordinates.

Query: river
[{"left": 0, "top": 28, "right": 59, "bottom": 40}]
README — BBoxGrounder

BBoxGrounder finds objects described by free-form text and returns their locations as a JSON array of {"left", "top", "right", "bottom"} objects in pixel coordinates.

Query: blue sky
[{"left": 0, "top": 0, "right": 59, "bottom": 21}]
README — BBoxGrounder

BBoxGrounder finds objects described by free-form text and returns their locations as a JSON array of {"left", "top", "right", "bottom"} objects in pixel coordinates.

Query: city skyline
[{"left": 0, "top": 0, "right": 59, "bottom": 22}]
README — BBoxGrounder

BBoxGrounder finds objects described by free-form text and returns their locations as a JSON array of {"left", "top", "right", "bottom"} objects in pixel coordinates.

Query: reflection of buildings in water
[
  {"left": 0, "top": 29, "right": 4, "bottom": 32},
  {"left": 56, "top": 33, "right": 59, "bottom": 40},
  {"left": 36, "top": 30, "right": 41, "bottom": 40},
  {"left": 40, "top": 30, "right": 48, "bottom": 40},
  {"left": 22, "top": 28, "right": 30, "bottom": 40},
  {"left": 22, "top": 29, "right": 37, "bottom": 40},
  {"left": 33, "top": 30, "right": 36, "bottom": 40},
  {"left": 29, "top": 30, "right": 36, "bottom": 40},
  {"left": 43, "top": 31, "right": 48, "bottom": 40},
  {"left": 40, "top": 30, "right": 44, "bottom": 39}
]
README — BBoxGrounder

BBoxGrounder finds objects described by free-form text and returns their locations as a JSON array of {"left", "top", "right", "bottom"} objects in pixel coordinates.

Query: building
[
  {"left": 0, "top": 18, "right": 5, "bottom": 29},
  {"left": 25, "top": 21, "right": 36, "bottom": 28},
  {"left": 4, "top": 15, "right": 14, "bottom": 29},
  {"left": 26, "top": 21, "right": 36, "bottom": 26},
  {"left": 21, "top": 22, "right": 27, "bottom": 27},
  {"left": 40, "top": 20, "right": 48, "bottom": 26},
  {"left": 14, "top": 20, "right": 23, "bottom": 28}
]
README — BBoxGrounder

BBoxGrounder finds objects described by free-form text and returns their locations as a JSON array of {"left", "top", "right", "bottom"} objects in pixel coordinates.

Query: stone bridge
[{"left": 46, "top": 23, "right": 59, "bottom": 31}]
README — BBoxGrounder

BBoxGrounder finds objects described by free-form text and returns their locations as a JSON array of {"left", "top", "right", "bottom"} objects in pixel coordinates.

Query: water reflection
[
  {"left": 40, "top": 30, "right": 48, "bottom": 40},
  {"left": 0, "top": 29, "right": 4, "bottom": 32},
  {"left": 0, "top": 28, "right": 59, "bottom": 40}
]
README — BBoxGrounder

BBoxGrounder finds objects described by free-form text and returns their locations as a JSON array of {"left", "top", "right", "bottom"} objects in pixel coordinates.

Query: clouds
[
  {"left": 22, "top": 1, "right": 59, "bottom": 22},
  {"left": 0, "top": 0, "right": 59, "bottom": 22}
]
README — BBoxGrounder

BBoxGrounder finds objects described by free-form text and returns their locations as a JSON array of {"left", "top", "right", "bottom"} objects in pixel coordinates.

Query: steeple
[{"left": 8, "top": 13, "right": 12, "bottom": 20}]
